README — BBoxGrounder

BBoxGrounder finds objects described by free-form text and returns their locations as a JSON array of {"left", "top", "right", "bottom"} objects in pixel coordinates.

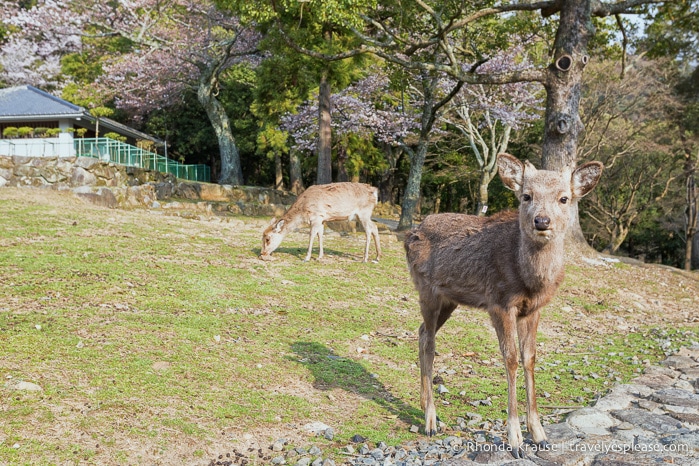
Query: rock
[
  {"left": 611, "top": 408, "right": 682, "bottom": 433},
  {"left": 662, "top": 355, "right": 697, "bottom": 370},
  {"left": 593, "top": 384, "right": 650, "bottom": 412},
  {"left": 650, "top": 388, "right": 699, "bottom": 408},
  {"left": 631, "top": 373, "right": 677, "bottom": 390},
  {"left": 567, "top": 407, "right": 618, "bottom": 435},
  {"left": 660, "top": 431, "right": 699, "bottom": 452},
  {"left": 303, "top": 421, "right": 331, "bottom": 435},
  {"left": 5, "top": 380, "right": 43, "bottom": 391},
  {"left": 272, "top": 439, "right": 286, "bottom": 452},
  {"left": 70, "top": 166, "right": 96, "bottom": 186}
]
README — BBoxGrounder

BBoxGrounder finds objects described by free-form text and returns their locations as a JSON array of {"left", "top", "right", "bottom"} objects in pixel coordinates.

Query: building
[{"left": 0, "top": 85, "right": 210, "bottom": 181}]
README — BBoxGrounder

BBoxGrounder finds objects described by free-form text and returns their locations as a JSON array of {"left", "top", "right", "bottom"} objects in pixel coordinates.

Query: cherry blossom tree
[
  {"left": 352, "top": 0, "right": 675, "bottom": 237},
  {"left": 441, "top": 45, "right": 543, "bottom": 216},
  {"left": 280, "top": 70, "right": 418, "bottom": 183},
  {"left": 0, "top": 1, "right": 81, "bottom": 90},
  {"left": 2, "top": 0, "right": 261, "bottom": 186}
]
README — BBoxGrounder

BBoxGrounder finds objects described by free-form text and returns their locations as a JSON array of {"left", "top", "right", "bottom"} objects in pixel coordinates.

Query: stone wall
[{"left": 0, "top": 155, "right": 295, "bottom": 216}]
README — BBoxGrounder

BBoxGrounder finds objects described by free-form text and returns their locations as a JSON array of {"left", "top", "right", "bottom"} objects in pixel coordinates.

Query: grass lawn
[{"left": 1, "top": 187, "right": 697, "bottom": 465}]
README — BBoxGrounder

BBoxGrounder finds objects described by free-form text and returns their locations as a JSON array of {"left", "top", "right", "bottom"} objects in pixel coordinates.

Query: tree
[
  {"left": 4, "top": 0, "right": 261, "bottom": 186},
  {"left": 578, "top": 57, "right": 682, "bottom": 254},
  {"left": 279, "top": 69, "right": 417, "bottom": 187},
  {"left": 441, "top": 45, "right": 542, "bottom": 216},
  {"left": 90, "top": 106, "right": 114, "bottom": 139},
  {"left": 354, "top": 0, "right": 671, "bottom": 239},
  {"left": 223, "top": 0, "right": 375, "bottom": 185}
]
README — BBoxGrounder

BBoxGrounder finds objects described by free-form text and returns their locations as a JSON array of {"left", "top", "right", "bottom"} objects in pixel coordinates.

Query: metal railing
[{"left": 0, "top": 137, "right": 211, "bottom": 182}]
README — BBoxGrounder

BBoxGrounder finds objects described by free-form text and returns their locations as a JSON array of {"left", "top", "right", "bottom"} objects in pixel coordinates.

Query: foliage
[{"left": 578, "top": 57, "right": 684, "bottom": 255}]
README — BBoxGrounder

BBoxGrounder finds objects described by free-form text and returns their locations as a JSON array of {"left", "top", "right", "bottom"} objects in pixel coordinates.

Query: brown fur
[
  {"left": 260, "top": 182, "right": 381, "bottom": 262},
  {"left": 404, "top": 153, "right": 603, "bottom": 456}
]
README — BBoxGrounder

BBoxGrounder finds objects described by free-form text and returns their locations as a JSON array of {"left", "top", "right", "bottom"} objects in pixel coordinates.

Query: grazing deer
[
  {"left": 404, "top": 153, "right": 602, "bottom": 457},
  {"left": 260, "top": 182, "right": 382, "bottom": 262}
]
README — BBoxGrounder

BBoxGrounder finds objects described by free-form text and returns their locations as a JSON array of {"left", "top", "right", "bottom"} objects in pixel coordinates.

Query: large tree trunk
[
  {"left": 398, "top": 141, "right": 428, "bottom": 230},
  {"left": 289, "top": 149, "right": 304, "bottom": 195},
  {"left": 274, "top": 151, "right": 284, "bottom": 190},
  {"left": 686, "top": 170, "right": 698, "bottom": 270},
  {"left": 378, "top": 143, "right": 401, "bottom": 204},
  {"left": 398, "top": 72, "right": 459, "bottom": 230},
  {"left": 317, "top": 68, "right": 333, "bottom": 184},
  {"left": 197, "top": 70, "right": 243, "bottom": 186},
  {"left": 541, "top": 0, "right": 592, "bottom": 245}
]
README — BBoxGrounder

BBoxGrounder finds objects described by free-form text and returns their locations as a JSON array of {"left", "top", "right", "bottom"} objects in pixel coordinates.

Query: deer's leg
[
  {"left": 317, "top": 223, "right": 325, "bottom": 259},
  {"left": 359, "top": 218, "right": 381, "bottom": 262},
  {"left": 305, "top": 223, "right": 321, "bottom": 261},
  {"left": 490, "top": 306, "right": 524, "bottom": 458},
  {"left": 418, "top": 296, "right": 456, "bottom": 436},
  {"left": 370, "top": 221, "right": 381, "bottom": 261},
  {"left": 517, "top": 310, "right": 548, "bottom": 447}
]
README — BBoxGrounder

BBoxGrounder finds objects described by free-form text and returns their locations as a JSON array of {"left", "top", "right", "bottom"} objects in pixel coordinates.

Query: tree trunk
[
  {"left": 603, "top": 224, "right": 627, "bottom": 255},
  {"left": 275, "top": 151, "right": 284, "bottom": 190},
  {"left": 476, "top": 170, "right": 493, "bottom": 216},
  {"left": 337, "top": 144, "right": 349, "bottom": 182},
  {"left": 684, "top": 147, "right": 698, "bottom": 270},
  {"left": 398, "top": 142, "right": 428, "bottom": 230},
  {"left": 434, "top": 183, "right": 444, "bottom": 214},
  {"left": 289, "top": 149, "right": 304, "bottom": 194},
  {"left": 379, "top": 143, "right": 400, "bottom": 204},
  {"left": 398, "top": 72, "right": 443, "bottom": 231},
  {"left": 197, "top": 69, "right": 243, "bottom": 186},
  {"left": 541, "top": 0, "right": 592, "bottom": 245},
  {"left": 317, "top": 68, "right": 333, "bottom": 184}
]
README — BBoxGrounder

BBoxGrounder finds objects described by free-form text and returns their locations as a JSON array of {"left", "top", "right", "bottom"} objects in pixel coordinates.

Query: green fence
[{"left": 75, "top": 138, "right": 211, "bottom": 182}]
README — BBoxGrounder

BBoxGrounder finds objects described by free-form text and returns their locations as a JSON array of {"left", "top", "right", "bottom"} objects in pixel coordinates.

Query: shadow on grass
[
  {"left": 252, "top": 246, "right": 353, "bottom": 261},
  {"left": 290, "top": 341, "right": 423, "bottom": 427}
]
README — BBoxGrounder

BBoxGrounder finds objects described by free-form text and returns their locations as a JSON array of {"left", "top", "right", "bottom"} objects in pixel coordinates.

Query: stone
[
  {"left": 199, "top": 183, "right": 232, "bottom": 202},
  {"left": 175, "top": 181, "right": 201, "bottom": 200},
  {"left": 650, "top": 389, "right": 699, "bottom": 408},
  {"left": 70, "top": 167, "right": 97, "bottom": 186},
  {"left": 593, "top": 384, "right": 649, "bottom": 412},
  {"left": 632, "top": 373, "right": 677, "bottom": 390},
  {"left": 5, "top": 380, "right": 43, "bottom": 391},
  {"left": 662, "top": 355, "right": 697, "bottom": 370},
  {"left": 73, "top": 187, "right": 118, "bottom": 209},
  {"left": 303, "top": 421, "right": 330, "bottom": 435},
  {"left": 611, "top": 408, "right": 682, "bottom": 434},
  {"left": 660, "top": 431, "right": 699, "bottom": 452},
  {"left": 567, "top": 407, "right": 618, "bottom": 435},
  {"left": 544, "top": 422, "right": 580, "bottom": 444},
  {"left": 667, "top": 412, "right": 699, "bottom": 426}
]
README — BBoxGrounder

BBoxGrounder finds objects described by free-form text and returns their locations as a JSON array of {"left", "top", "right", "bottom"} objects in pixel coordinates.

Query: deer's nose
[{"left": 534, "top": 216, "right": 550, "bottom": 231}]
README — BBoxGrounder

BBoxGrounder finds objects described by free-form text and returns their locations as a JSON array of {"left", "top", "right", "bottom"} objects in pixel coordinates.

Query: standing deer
[
  {"left": 260, "top": 182, "right": 382, "bottom": 262},
  {"left": 404, "top": 153, "right": 603, "bottom": 456}
]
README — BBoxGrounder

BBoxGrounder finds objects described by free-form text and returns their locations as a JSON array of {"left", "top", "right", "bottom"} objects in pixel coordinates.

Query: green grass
[{"left": 0, "top": 188, "right": 698, "bottom": 465}]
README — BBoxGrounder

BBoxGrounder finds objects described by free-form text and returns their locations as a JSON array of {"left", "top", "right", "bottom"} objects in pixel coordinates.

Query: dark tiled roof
[{"left": 0, "top": 85, "right": 84, "bottom": 117}]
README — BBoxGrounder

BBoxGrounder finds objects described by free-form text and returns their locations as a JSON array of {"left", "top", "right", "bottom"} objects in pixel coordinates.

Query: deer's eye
[
  {"left": 522, "top": 194, "right": 532, "bottom": 202},
  {"left": 560, "top": 197, "right": 569, "bottom": 204}
]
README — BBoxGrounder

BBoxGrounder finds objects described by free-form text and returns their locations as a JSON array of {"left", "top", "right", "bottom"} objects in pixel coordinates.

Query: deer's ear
[
  {"left": 273, "top": 219, "right": 285, "bottom": 233},
  {"left": 572, "top": 161, "right": 604, "bottom": 198},
  {"left": 269, "top": 217, "right": 277, "bottom": 226},
  {"left": 497, "top": 153, "right": 525, "bottom": 193}
]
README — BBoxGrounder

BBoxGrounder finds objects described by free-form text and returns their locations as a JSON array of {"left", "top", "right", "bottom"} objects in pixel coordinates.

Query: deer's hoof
[
  {"left": 538, "top": 440, "right": 551, "bottom": 450},
  {"left": 508, "top": 444, "right": 526, "bottom": 459}
]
